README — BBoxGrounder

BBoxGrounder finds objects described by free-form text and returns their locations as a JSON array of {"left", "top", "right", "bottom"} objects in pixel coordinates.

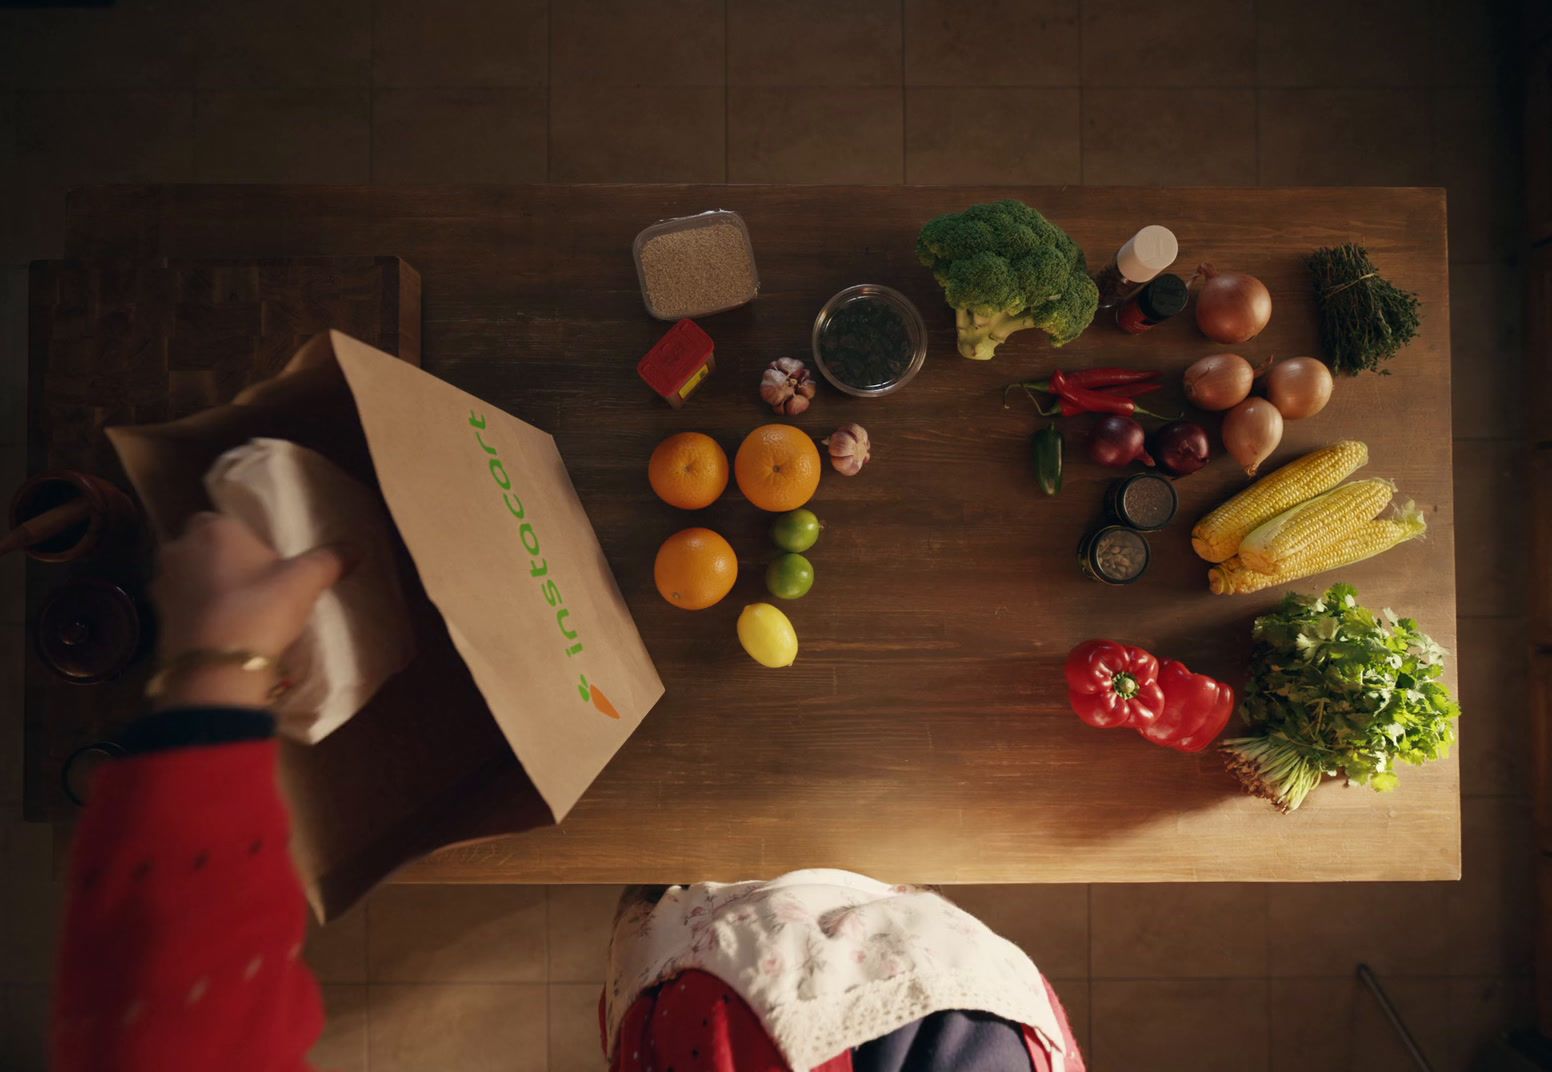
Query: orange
[
  {"left": 654, "top": 527, "right": 738, "bottom": 610},
  {"left": 649, "top": 432, "right": 728, "bottom": 510},
  {"left": 734, "top": 424, "right": 821, "bottom": 512}
]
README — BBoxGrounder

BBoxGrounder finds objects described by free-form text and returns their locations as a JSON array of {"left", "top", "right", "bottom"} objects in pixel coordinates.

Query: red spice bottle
[
  {"left": 636, "top": 319, "right": 716, "bottom": 407},
  {"left": 1116, "top": 273, "right": 1188, "bottom": 334}
]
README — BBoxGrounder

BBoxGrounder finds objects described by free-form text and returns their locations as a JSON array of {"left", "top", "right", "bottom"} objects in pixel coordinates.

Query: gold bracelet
[{"left": 144, "top": 649, "right": 288, "bottom": 700}]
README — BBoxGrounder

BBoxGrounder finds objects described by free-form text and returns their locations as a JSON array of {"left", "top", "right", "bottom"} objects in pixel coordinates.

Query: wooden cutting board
[{"left": 23, "top": 256, "right": 420, "bottom": 820}]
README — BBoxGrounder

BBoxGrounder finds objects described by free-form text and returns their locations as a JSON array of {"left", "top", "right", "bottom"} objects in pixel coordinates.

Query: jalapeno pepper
[{"left": 1032, "top": 423, "right": 1062, "bottom": 496}]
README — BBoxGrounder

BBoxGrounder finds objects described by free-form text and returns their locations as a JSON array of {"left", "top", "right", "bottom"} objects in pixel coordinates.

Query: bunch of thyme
[{"left": 1308, "top": 243, "right": 1421, "bottom": 376}]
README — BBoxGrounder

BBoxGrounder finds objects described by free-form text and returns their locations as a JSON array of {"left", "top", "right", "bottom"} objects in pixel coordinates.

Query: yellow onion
[
  {"left": 1221, "top": 397, "right": 1283, "bottom": 476},
  {"left": 1194, "top": 265, "right": 1272, "bottom": 344},
  {"left": 1183, "top": 353, "right": 1254, "bottom": 411},
  {"left": 1265, "top": 357, "right": 1333, "bottom": 420}
]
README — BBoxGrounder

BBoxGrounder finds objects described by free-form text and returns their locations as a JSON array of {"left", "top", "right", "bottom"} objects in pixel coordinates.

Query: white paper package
[{"left": 203, "top": 438, "right": 415, "bottom": 743}]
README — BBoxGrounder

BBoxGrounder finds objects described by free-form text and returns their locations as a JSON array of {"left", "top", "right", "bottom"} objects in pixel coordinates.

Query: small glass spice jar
[
  {"left": 1092, "top": 225, "right": 1179, "bottom": 309},
  {"left": 1077, "top": 524, "right": 1151, "bottom": 585},
  {"left": 1104, "top": 473, "right": 1178, "bottom": 532},
  {"left": 1116, "top": 273, "right": 1188, "bottom": 334}
]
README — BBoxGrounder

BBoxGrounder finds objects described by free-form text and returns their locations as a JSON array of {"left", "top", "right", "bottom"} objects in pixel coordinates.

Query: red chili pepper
[
  {"left": 1064, "top": 639, "right": 1165, "bottom": 731},
  {"left": 1002, "top": 376, "right": 1161, "bottom": 415},
  {"left": 1148, "top": 659, "right": 1236, "bottom": 753},
  {"left": 1064, "top": 367, "right": 1161, "bottom": 389},
  {"left": 1094, "top": 381, "right": 1161, "bottom": 399},
  {"left": 1054, "top": 374, "right": 1178, "bottom": 420}
]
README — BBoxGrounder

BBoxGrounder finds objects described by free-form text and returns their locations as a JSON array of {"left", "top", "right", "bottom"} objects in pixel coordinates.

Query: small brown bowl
[{"left": 8, "top": 470, "right": 139, "bottom": 564}]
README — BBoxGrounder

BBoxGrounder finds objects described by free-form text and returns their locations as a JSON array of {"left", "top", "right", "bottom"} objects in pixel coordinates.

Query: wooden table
[{"left": 48, "top": 185, "right": 1457, "bottom": 883}]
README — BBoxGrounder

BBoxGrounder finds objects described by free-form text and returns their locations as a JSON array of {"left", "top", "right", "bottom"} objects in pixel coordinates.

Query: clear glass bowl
[
  {"left": 811, "top": 284, "right": 928, "bottom": 398},
  {"left": 632, "top": 209, "right": 760, "bottom": 320}
]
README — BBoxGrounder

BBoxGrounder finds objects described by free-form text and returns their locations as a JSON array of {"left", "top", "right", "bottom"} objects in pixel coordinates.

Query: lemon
[{"left": 737, "top": 603, "right": 798, "bottom": 668}]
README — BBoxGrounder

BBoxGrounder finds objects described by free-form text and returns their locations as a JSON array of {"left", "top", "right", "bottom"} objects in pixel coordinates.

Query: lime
[
  {"left": 770, "top": 508, "right": 821, "bottom": 553},
  {"left": 765, "top": 553, "right": 814, "bottom": 600},
  {"left": 738, "top": 603, "right": 799, "bottom": 668}
]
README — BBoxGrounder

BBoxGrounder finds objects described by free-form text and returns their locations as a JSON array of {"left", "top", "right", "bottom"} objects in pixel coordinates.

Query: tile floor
[{"left": 0, "top": 0, "right": 1537, "bottom": 1068}]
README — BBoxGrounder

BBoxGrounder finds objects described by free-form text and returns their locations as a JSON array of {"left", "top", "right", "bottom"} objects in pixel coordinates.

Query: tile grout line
[
  {"left": 1086, "top": 882, "right": 1093, "bottom": 981},
  {"left": 543, "top": 885, "right": 552, "bottom": 1068},
  {"left": 1262, "top": 859, "right": 1273, "bottom": 1065},
  {"left": 362, "top": 898, "right": 374, "bottom": 1070},
  {"left": 367, "top": 0, "right": 376, "bottom": 186},
  {"left": 723, "top": 0, "right": 729, "bottom": 182},
  {"left": 1253, "top": 7, "right": 1271, "bottom": 1058},
  {"left": 1084, "top": 878, "right": 1094, "bottom": 1055},
  {"left": 1075, "top": 1, "right": 1082, "bottom": 185},
  {"left": 1251, "top": 0, "right": 1262, "bottom": 186},
  {"left": 545, "top": 0, "right": 554, "bottom": 182},
  {"left": 186, "top": 89, "right": 197, "bottom": 182},
  {"left": 899, "top": 0, "right": 905, "bottom": 183}
]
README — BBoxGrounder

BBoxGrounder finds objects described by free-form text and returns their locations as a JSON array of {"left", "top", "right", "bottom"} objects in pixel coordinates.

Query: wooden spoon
[{"left": 0, "top": 498, "right": 94, "bottom": 558}]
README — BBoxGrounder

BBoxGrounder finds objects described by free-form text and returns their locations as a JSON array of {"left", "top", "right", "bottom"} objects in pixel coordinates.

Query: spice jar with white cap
[{"left": 1092, "top": 225, "right": 1179, "bottom": 310}]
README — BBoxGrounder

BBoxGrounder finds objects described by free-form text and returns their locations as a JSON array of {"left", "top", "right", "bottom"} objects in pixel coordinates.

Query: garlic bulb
[
  {"left": 760, "top": 357, "right": 817, "bottom": 416},
  {"left": 823, "top": 423, "right": 870, "bottom": 476}
]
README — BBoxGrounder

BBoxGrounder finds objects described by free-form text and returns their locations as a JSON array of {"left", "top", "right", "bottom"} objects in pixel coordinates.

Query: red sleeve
[
  {"left": 607, "top": 969, "right": 851, "bottom": 1072},
  {"left": 52, "top": 740, "right": 322, "bottom": 1072}
]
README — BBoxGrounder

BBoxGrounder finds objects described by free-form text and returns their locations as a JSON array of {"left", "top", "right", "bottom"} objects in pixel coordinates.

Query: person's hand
[{"left": 150, "top": 512, "right": 353, "bottom": 709}]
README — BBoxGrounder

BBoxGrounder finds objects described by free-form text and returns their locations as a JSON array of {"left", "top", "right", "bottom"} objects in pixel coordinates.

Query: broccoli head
[{"left": 916, "top": 199, "right": 1098, "bottom": 360}]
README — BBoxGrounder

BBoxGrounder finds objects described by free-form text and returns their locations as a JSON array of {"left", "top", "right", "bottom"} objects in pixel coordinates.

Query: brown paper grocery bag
[{"left": 108, "top": 330, "right": 664, "bottom": 919}]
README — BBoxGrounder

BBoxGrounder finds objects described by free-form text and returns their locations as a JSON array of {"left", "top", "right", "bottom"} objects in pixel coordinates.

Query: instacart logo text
[
  {"left": 469, "top": 411, "right": 618, "bottom": 719},
  {"left": 469, "top": 411, "right": 583, "bottom": 659}
]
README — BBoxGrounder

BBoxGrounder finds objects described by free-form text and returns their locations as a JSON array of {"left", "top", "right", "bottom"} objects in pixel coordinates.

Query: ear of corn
[
  {"left": 1191, "top": 440, "right": 1369, "bottom": 563},
  {"left": 1207, "top": 501, "right": 1426, "bottom": 595},
  {"left": 1237, "top": 477, "right": 1395, "bottom": 574}
]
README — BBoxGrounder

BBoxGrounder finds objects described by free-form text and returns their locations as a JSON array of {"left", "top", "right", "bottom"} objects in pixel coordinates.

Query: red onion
[
  {"left": 1088, "top": 416, "right": 1154, "bottom": 469},
  {"left": 1152, "top": 421, "right": 1211, "bottom": 477}
]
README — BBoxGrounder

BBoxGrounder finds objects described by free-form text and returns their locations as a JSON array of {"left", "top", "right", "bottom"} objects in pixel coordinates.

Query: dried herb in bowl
[
  {"left": 1308, "top": 243, "right": 1421, "bottom": 376},
  {"left": 818, "top": 297, "right": 916, "bottom": 390}
]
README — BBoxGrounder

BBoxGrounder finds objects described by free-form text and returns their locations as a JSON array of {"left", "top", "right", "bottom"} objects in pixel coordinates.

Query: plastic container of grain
[{"left": 632, "top": 210, "right": 760, "bottom": 320}]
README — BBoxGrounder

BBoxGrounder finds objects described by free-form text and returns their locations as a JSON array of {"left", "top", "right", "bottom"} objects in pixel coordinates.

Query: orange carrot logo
[{"left": 577, "top": 675, "right": 620, "bottom": 719}]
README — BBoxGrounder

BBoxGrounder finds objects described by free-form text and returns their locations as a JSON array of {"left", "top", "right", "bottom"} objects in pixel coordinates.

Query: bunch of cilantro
[{"left": 1221, "top": 583, "right": 1461, "bottom": 812}]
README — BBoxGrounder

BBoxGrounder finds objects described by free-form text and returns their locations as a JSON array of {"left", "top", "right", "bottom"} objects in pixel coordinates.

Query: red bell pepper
[
  {"left": 1065, "top": 640, "right": 1235, "bottom": 752},
  {"left": 1064, "top": 639, "right": 1165, "bottom": 730},
  {"left": 1149, "top": 659, "right": 1236, "bottom": 753}
]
